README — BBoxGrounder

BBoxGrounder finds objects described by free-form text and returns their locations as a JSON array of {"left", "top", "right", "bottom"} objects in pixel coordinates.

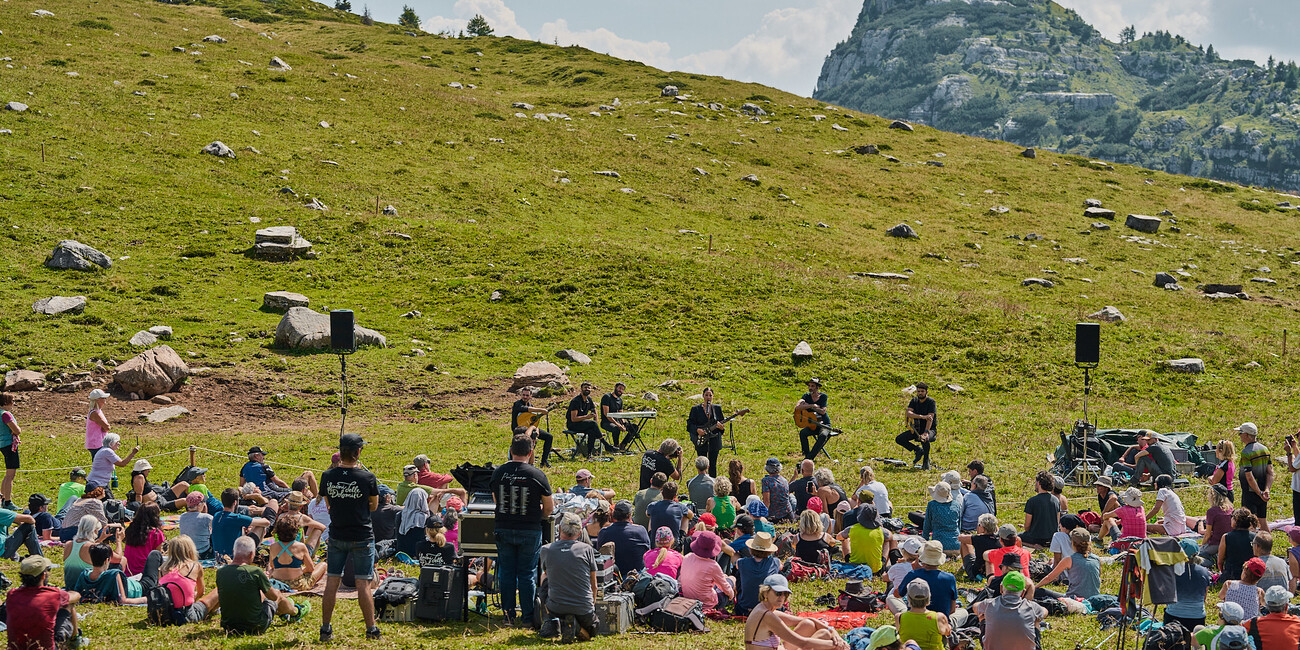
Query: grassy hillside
[{"left": 2, "top": 0, "right": 1300, "bottom": 647}]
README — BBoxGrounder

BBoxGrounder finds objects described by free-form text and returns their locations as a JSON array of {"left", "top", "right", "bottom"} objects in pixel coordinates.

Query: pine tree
[
  {"left": 361, "top": 5, "right": 373, "bottom": 26},
  {"left": 466, "top": 14, "right": 494, "bottom": 37},
  {"left": 333, "top": 0, "right": 351, "bottom": 11},
  {"left": 1205, "top": 44, "right": 1216, "bottom": 62},
  {"left": 1119, "top": 25, "right": 1136, "bottom": 45},
  {"left": 398, "top": 5, "right": 420, "bottom": 30}
]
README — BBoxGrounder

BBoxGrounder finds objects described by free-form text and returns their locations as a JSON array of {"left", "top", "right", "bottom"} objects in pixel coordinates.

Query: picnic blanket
[
  {"left": 161, "top": 515, "right": 180, "bottom": 531},
  {"left": 796, "top": 610, "right": 889, "bottom": 630}
]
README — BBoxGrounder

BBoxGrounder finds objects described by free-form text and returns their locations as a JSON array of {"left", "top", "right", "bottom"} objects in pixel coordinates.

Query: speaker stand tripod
[{"left": 1062, "top": 363, "right": 1102, "bottom": 487}]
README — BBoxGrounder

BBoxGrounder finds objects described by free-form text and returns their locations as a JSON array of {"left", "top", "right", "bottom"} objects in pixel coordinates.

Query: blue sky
[{"left": 353, "top": 0, "right": 1300, "bottom": 97}]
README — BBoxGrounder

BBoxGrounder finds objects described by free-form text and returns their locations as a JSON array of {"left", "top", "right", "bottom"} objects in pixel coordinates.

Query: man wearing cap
[
  {"left": 687, "top": 457, "right": 715, "bottom": 513},
  {"left": 490, "top": 434, "right": 555, "bottom": 629},
  {"left": 1194, "top": 601, "right": 1245, "bottom": 648},
  {"left": 2, "top": 494, "right": 55, "bottom": 560},
  {"left": 6, "top": 555, "right": 80, "bottom": 649},
  {"left": 320, "top": 433, "right": 382, "bottom": 642},
  {"left": 796, "top": 378, "right": 833, "bottom": 462},
  {"left": 1237, "top": 423, "right": 1275, "bottom": 528},
  {"left": 986, "top": 525, "right": 1033, "bottom": 580},
  {"left": 1246, "top": 585, "right": 1300, "bottom": 646},
  {"left": 973, "top": 569, "right": 1045, "bottom": 650},
  {"left": 1111, "top": 430, "right": 1176, "bottom": 487},
  {"left": 897, "top": 540, "right": 959, "bottom": 615},
  {"left": 568, "top": 382, "right": 609, "bottom": 457},
  {"left": 898, "top": 579, "right": 951, "bottom": 648},
  {"left": 865, "top": 625, "right": 923, "bottom": 650},
  {"left": 241, "top": 446, "right": 290, "bottom": 500},
  {"left": 538, "top": 513, "right": 599, "bottom": 642},
  {"left": 395, "top": 466, "right": 420, "bottom": 506},
  {"left": 1212, "top": 624, "right": 1253, "bottom": 650},
  {"left": 596, "top": 500, "right": 650, "bottom": 576},
  {"left": 570, "top": 469, "right": 615, "bottom": 502},
  {"left": 56, "top": 469, "right": 88, "bottom": 515},
  {"left": 900, "top": 382, "right": 938, "bottom": 470},
  {"left": 410, "top": 455, "right": 467, "bottom": 505}
]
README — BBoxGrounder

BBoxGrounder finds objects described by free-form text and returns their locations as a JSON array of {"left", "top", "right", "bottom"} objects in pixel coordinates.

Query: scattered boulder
[
  {"left": 593, "top": 170, "right": 621, "bottom": 178},
  {"left": 1022, "top": 278, "right": 1055, "bottom": 288},
  {"left": 114, "top": 345, "right": 189, "bottom": 397},
  {"left": 1084, "top": 199, "right": 1102, "bottom": 208},
  {"left": 1166, "top": 358, "right": 1205, "bottom": 374},
  {"left": 853, "top": 144, "right": 879, "bottom": 155},
  {"left": 660, "top": 86, "right": 678, "bottom": 97},
  {"left": 512, "top": 102, "right": 534, "bottom": 110},
  {"left": 4, "top": 101, "right": 29, "bottom": 112},
  {"left": 510, "top": 361, "right": 569, "bottom": 392},
  {"left": 201, "top": 141, "right": 235, "bottom": 159},
  {"left": 1250, "top": 277, "right": 1277, "bottom": 285},
  {"left": 251, "top": 226, "right": 313, "bottom": 260},
  {"left": 382, "top": 205, "right": 398, "bottom": 216},
  {"left": 1091, "top": 222, "right": 1111, "bottom": 231},
  {"left": 151, "top": 395, "right": 173, "bottom": 405},
  {"left": 268, "top": 56, "right": 291, "bottom": 71},
  {"left": 1245, "top": 361, "right": 1261, "bottom": 369},
  {"left": 888, "top": 120, "right": 914, "bottom": 131},
  {"left": 304, "top": 197, "right": 327, "bottom": 211},
  {"left": 1084, "top": 207, "right": 1115, "bottom": 219},
  {"left": 792, "top": 341, "right": 814, "bottom": 362},
  {"left": 862, "top": 272, "right": 909, "bottom": 280},
  {"left": 1153, "top": 272, "right": 1177, "bottom": 288},
  {"left": 741, "top": 174, "right": 760, "bottom": 184},
  {"left": 1164, "top": 283, "right": 1184, "bottom": 291},
  {"left": 831, "top": 123, "right": 849, "bottom": 132},
  {"left": 1020, "top": 148, "right": 1036, "bottom": 158},
  {"left": 989, "top": 206, "right": 1009, "bottom": 214},
  {"left": 55, "top": 380, "right": 95, "bottom": 393},
  {"left": 1088, "top": 306, "right": 1126, "bottom": 323},
  {"left": 202, "top": 35, "right": 226, "bottom": 43},
  {"left": 1203, "top": 292, "right": 1249, "bottom": 300},
  {"left": 273, "top": 307, "right": 386, "bottom": 350},
  {"left": 46, "top": 240, "right": 111, "bottom": 271},
  {"left": 148, "top": 326, "right": 173, "bottom": 339},
  {"left": 642, "top": 391, "right": 659, "bottom": 402},
  {"left": 3, "top": 370, "right": 45, "bottom": 391},
  {"left": 1200, "top": 284, "right": 1244, "bottom": 295},
  {"left": 740, "top": 103, "right": 767, "bottom": 116},
  {"left": 692, "top": 167, "right": 708, "bottom": 176},
  {"left": 887, "top": 223, "right": 919, "bottom": 239},
  {"left": 32, "top": 296, "right": 86, "bottom": 316},
  {"left": 143, "top": 405, "right": 189, "bottom": 424},
  {"left": 262, "top": 291, "right": 309, "bottom": 312},
  {"left": 129, "top": 331, "right": 159, "bottom": 347},
  {"left": 1125, "top": 214, "right": 1161, "bottom": 233},
  {"left": 1024, "top": 233, "right": 1042, "bottom": 241},
  {"left": 490, "top": 291, "right": 502, "bottom": 301},
  {"left": 945, "top": 383, "right": 964, "bottom": 393},
  {"left": 556, "top": 349, "right": 591, "bottom": 365}
]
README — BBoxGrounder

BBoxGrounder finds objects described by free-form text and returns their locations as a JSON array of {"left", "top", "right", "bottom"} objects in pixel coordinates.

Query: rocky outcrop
[{"left": 510, "top": 361, "right": 569, "bottom": 392}]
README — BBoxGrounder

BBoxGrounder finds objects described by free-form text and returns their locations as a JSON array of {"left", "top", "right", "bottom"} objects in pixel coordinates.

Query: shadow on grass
[
  {"left": 181, "top": 628, "right": 305, "bottom": 649},
  {"left": 408, "top": 621, "right": 554, "bottom": 645}
]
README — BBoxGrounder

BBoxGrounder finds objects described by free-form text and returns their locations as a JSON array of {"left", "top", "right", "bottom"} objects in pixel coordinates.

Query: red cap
[
  {"left": 700, "top": 513, "right": 717, "bottom": 527},
  {"left": 807, "top": 496, "right": 824, "bottom": 513},
  {"left": 1245, "top": 556, "right": 1267, "bottom": 579}
]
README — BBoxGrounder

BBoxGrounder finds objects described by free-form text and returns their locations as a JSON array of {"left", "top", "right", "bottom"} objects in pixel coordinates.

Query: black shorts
[
  {"left": 1243, "top": 490, "right": 1268, "bottom": 520},
  {"left": 1, "top": 447, "right": 19, "bottom": 470}
]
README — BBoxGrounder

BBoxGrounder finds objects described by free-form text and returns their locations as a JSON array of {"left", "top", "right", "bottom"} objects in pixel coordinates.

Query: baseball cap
[
  {"left": 339, "top": 433, "right": 365, "bottom": 451},
  {"left": 1216, "top": 625, "right": 1249, "bottom": 649},
  {"left": 761, "top": 574, "right": 792, "bottom": 594},
  {"left": 70, "top": 468, "right": 87, "bottom": 478},
  {"left": 1217, "top": 601, "right": 1245, "bottom": 624},
  {"left": 997, "top": 524, "right": 1017, "bottom": 540},
  {"left": 1266, "top": 585, "right": 1293, "bottom": 607},
  {"left": 403, "top": 465, "right": 418, "bottom": 477},
  {"left": 87, "top": 388, "right": 110, "bottom": 401},
  {"left": 248, "top": 446, "right": 266, "bottom": 456},
  {"left": 1245, "top": 556, "right": 1267, "bottom": 579},
  {"left": 1235, "top": 422, "right": 1258, "bottom": 436},
  {"left": 906, "top": 579, "right": 931, "bottom": 604},
  {"left": 807, "top": 377, "right": 822, "bottom": 386},
  {"left": 19, "top": 555, "right": 57, "bottom": 577},
  {"left": 84, "top": 480, "right": 102, "bottom": 493},
  {"left": 901, "top": 537, "right": 924, "bottom": 556},
  {"left": 425, "top": 514, "right": 445, "bottom": 529},
  {"left": 1002, "top": 570, "right": 1027, "bottom": 592},
  {"left": 576, "top": 469, "right": 594, "bottom": 481},
  {"left": 699, "top": 513, "right": 717, "bottom": 527},
  {"left": 191, "top": 467, "right": 209, "bottom": 476},
  {"left": 612, "top": 500, "right": 633, "bottom": 519},
  {"left": 185, "top": 492, "right": 204, "bottom": 509},
  {"left": 866, "top": 626, "right": 899, "bottom": 650},
  {"left": 27, "top": 494, "right": 50, "bottom": 510}
]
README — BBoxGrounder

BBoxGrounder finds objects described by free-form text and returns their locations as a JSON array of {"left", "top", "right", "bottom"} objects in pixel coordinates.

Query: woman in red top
[{"left": 122, "top": 503, "right": 165, "bottom": 576}]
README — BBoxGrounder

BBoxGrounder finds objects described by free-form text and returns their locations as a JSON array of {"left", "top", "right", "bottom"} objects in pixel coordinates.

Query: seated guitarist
[
  {"left": 511, "top": 387, "right": 554, "bottom": 467},
  {"left": 687, "top": 387, "right": 725, "bottom": 478},
  {"left": 568, "top": 382, "right": 611, "bottom": 457},
  {"left": 600, "top": 382, "right": 638, "bottom": 450},
  {"left": 795, "top": 378, "right": 832, "bottom": 461},
  {"left": 897, "top": 382, "right": 937, "bottom": 470}
]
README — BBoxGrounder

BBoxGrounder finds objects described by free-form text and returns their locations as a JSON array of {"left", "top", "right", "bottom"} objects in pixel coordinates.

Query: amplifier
[
  {"left": 458, "top": 513, "right": 558, "bottom": 558},
  {"left": 466, "top": 492, "right": 495, "bottom": 512},
  {"left": 596, "top": 554, "right": 618, "bottom": 592}
]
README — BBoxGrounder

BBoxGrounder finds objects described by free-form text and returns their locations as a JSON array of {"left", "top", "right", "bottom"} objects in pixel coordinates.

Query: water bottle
[{"left": 111, "top": 472, "right": 118, "bottom": 490}]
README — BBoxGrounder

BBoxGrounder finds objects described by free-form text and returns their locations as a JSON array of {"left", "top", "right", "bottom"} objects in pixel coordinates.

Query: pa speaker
[
  {"left": 330, "top": 309, "right": 356, "bottom": 352},
  {"left": 1075, "top": 322, "right": 1100, "bottom": 365}
]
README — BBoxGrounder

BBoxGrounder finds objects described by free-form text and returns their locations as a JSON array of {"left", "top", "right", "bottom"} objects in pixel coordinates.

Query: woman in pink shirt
[
  {"left": 85, "top": 389, "right": 111, "bottom": 462},
  {"left": 1107, "top": 488, "right": 1147, "bottom": 539},
  {"left": 643, "top": 526, "right": 684, "bottom": 579},
  {"left": 122, "top": 503, "right": 164, "bottom": 576},
  {"left": 679, "top": 531, "right": 735, "bottom": 609}
]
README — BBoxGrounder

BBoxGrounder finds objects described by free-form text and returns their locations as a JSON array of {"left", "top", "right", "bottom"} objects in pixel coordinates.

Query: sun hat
[
  {"left": 699, "top": 513, "right": 717, "bottom": 527},
  {"left": 747, "top": 499, "right": 769, "bottom": 519},
  {"left": 1235, "top": 422, "right": 1258, "bottom": 436},
  {"left": 997, "top": 524, "right": 1018, "bottom": 540},
  {"left": 931, "top": 482, "right": 952, "bottom": 503},
  {"left": 941, "top": 470, "right": 962, "bottom": 489},
  {"left": 1122, "top": 488, "right": 1144, "bottom": 508},
  {"left": 133, "top": 459, "right": 152, "bottom": 472},
  {"left": 1093, "top": 475, "right": 1113, "bottom": 488},
  {"left": 1002, "top": 570, "right": 1027, "bottom": 592},
  {"left": 919, "top": 540, "right": 945, "bottom": 566},
  {"left": 1179, "top": 538, "right": 1200, "bottom": 559},
  {"left": 807, "top": 496, "right": 824, "bottom": 513},
  {"left": 576, "top": 469, "right": 594, "bottom": 481},
  {"left": 1266, "top": 585, "right": 1294, "bottom": 607},
  {"left": 655, "top": 526, "right": 675, "bottom": 546},
  {"left": 901, "top": 537, "right": 924, "bottom": 557},
  {"left": 88, "top": 388, "right": 110, "bottom": 401},
  {"left": 807, "top": 377, "right": 822, "bottom": 387},
  {"left": 857, "top": 503, "right": 880, "bottom": 530},
  {"left": 286, "top": 491, "right": 308, "bottom": 508},
  {"left": 247, "top": 446, "right": 266, "bottom": 456},
  {"left": 1244, "top": 556, "right": 1267, "bottom": 579},
  {"left": 761, "top": 573, "right": 792, "bottom": 594},
  {"left": 1216, "top": 625, "right": 1249, "bottom": 650},
  {"left": 19, "top": 555, "right": 57, "bottom": 577},
  {"left": 1217, "top": 601, "right": 1245, "bottom": 624},
  {"left": 1000, "top": 553, "right": 1025, "bottom": 571},
  {"left": 866, "top": 626, "right": 900, "bottom": 650},
  {"left": 746, "top": 531, "right": 778, "bottom": 553},
  {"left": 690, "top": 531, "right": 722, "bottom": 559},
  {"left": 906, "top": 579, "right": 931, "bottom": 604}
]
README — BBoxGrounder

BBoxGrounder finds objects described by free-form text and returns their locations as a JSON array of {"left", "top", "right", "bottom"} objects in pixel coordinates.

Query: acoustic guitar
[
  {"left": 515, "top": 401, "right": 564, "bottom": 428},
  {"left": 691, "top": 408, "right": 751, "bottom": 446},
  {"left": 793, "top": 407, "right": 843, "bottom": 435}
]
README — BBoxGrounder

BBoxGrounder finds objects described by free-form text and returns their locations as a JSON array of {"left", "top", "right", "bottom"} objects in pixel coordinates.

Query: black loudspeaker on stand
[
  {"left": 1075, "top": 322, "right": 1099, "bottom": 425},
  {"left": 331, "top": 310, "right": 357, "bottom": 436}
]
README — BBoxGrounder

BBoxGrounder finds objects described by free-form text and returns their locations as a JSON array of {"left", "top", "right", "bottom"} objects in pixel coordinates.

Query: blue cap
[{"left": 761, "top": 574, "right": 791, "bottom": 593}]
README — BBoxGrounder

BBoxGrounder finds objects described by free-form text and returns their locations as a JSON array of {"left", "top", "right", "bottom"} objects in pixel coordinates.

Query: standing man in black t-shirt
[
  {"left": 898, "top": 382, "right": 938, "bottom": 470},
  {"left": 319, "top": 433, "right": 381, "bottom": 643},
  {"left": 511, "top": 387, "right": 554, "bottom": 467},
  {"left": 567, "top": 382, "right": 608, "bottom": 457},
  {"left": 796, "top": 378, "right": 832, "bottom": 461},
  {"left": 687, "top": 387, "right": 726, "bottom": 477},
  {"left": 639, "top": 439, "right": 683, "bottom": 490},
  {"left": 600, "top": 382, "right": 638, "bottom": 450},
  {"left": 491, "top": 434, "right": 555, "bottom": 628}
]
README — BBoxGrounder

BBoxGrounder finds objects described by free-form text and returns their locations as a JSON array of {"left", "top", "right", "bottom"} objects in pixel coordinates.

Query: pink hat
[
  {"left": 330, "top": 452, "right": 341, "bottom": 465},
  {"left": 807, "top": 496, "right": 824, "bottom": 514},
  {"left": 690, "top": 531, "right": 723, "bottom": 559},
  {"left": 185, "top": 492, "right": 204, "bottom": 509},
  {"left": 576, "top": 469, "right": 594, "bottom": 481},
  {"left": 655, "top": 526, "right": 675, "bottom": 546},
  {"left": 1289, "top": 526, "right": 1300, "bottom": 547},
  {"left": 446, "top": 496, "right": 465, "bottom": 511}
]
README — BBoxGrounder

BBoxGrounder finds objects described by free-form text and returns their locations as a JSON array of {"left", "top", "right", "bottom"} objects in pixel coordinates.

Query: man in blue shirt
[
  {"left": 645, "top": 481, "right": 693, "bottom": 545},
  {"left": 896, "top": 540, "right": 960, "bottom": 615},
  {"left": 211, "top": 488, "right": 270, "bottom": 559},
  {"left": 596, "top": 501, "right": 650, "bottom": 576},
  {"left": 241, "top": 446, "right": 290, "bottom": 499}
]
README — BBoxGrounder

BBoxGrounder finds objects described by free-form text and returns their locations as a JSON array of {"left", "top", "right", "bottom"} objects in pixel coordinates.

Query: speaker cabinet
[
  {"left": 1075, "top": 322, "right": 1100, "bottom": 365},
  {"left": 330, "top": 309, "right": 355, "bottom": 352}
]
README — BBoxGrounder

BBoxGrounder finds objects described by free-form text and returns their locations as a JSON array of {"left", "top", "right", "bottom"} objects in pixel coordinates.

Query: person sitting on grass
[
  {"left": 277, "top": 490, "right": 326, "bottom": 554},
  {"left": 837, "top": 504, "right": 889, "bottom": 576},
  {"left": 127, "top": 459, "right": 190, "bottom": 513},
  {"left": 898, "top": 580, "right": 952, "bottom": 650},
  {"left": 921, "top": 482, "right": 961, "bottom": 559},
  {"left": 896, "top": 541, "right": 959, "bottom": 616},
  {"left": 397, "top": 488, "right": 431, "bottom": 557},
  {"left": 1147, "top": 474, "right": 1193, "bottom": 536},
  {"left": 760, "top": 458, "right": 794, "bottom": 524},
  {"left": 1246, "top": 585, "right": 1300, "bottom": 647},
  {"left": 984, "top": 525, "right": 1031, "bottom": 579},
  {"left": 743, "top": 574, "right": 848, "bottom": 650},
  {"left": 73, "top": 542, "right": 151, "bottom": 605},
  {"left": 1192, "top": 601, "right": 1245, "bottom": 649},
  {"left": 596, "top": 500, "right": 650, "bottom": 577},
  {"left": 184, "top": 467, "right": 213, "bottom": 499},
  {"left": 706, "top": 477, "right": 741, "bottom": 532},
  {"left": 1220, "top": 557, "right": 1266, "bottom": 622},
  {"left": 122, "top": 503, "right": 166, "bottom": 576},
  {"left": 958, "top": 513, "right": 1000, "bottom": 580},
  {"left": 212, "top": 488, "right": 271, "bottom": 560},
  {"left": 55, "top": 468, "right": 87, "bottom": 515},
  {"left": 572, "top": 468, "right": 616, "bottom": 502},
  {"left": 178, "top": 492, "right": 214, "bottom": 560},
  {"left": 794, "top": 509, "right": 837, "bottom": 565},
  {"left": 1219, "top": 508, "right": 1259, "bottom": 582},
  {"left": 680, "top": 531, "right": 734, "bottom": 610},
  {"left": 972, "top": 569, "right": 1044, "bottom": 650},
  {"left": 154, "top": 534, "right": 220, "bottom": 624},
  {"left": 217, "top": 535, "right": 309, "bottom": 635},
  {"left": 644, "top": 526, "right": 684, "bottom": 579},
  {"left": 862, "top": 625, "right": 922, "bottom": 650},
  {"left": 268, "top": 517, "right": 327, "bottom": 592},
  {"left": 1199, "top": 485, "right": 1235, "bottom": 568},
  {"left": 241, "top": 446, "right": 291, "bottom": 500},
  {"left": 5, "top": 555, "right": 81, "bottom": 650},
  {"left": 2, "top": 493, "right": 49, "bottom": 560},
  {"left": 61, "top": 515, "right": 118, "bottom": 589},
  {"left": 1020, "top": 472, "right": 1059, "bottom": 549},
  {"left": 960, "top": 475, "right": 994, "bottom": 534},
  {"left": 1034, "top": 528, "right": 1102, "bottom": 600},
  {"left": 886, "top": 538, "right": 924, "bottom": 615},
  {"left": 646, "top": 481, "right": 694, "bottom": 545},
  {"left": 736, "top": 532, "right": 781, "bottom": 616},
  {"left": 1106, "top": 488, "right": 1148, "bottom": 540},
  {"left": 1161, "top": 539, "right": 1216, "bottom": 638},
  {"left": 58, "top": 482, "right": 108, "bottom": 543},
  {"left": 417, "top": 515, "right": 462, "bottom": 572},
  {"left": 1251, "top": 531, "right": 1293, "bottom": 594}
]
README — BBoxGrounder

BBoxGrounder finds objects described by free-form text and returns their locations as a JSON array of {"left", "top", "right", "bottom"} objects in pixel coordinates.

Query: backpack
[
  {"left": 631, "top": 573, "right": 679, "bottom": 608},
  {"left": 103, "top": 499, "right": 129, "bottom": 524},
  {"left": 1141, "top": 621, "right": 1188, "bottom": 650},
  {"left": 372, "top": 577, "right": 419, "bottom": 618},
  {"left": 172, "top": 466, "right": 206, "bottom": 486},
  {"left": 375, "top": 538, "right": 397, "bottom": 561},
  {"left": 785, "top": 559, "right": 829, "bottom": 583},
  {"left": 837, "top": 591, "right": 883, "bottom": 613},
  {"left": 145, "top": 582, "right": 187, "bottom": 626},
  {"left": 635, "top": 596, "right": 708, "bottom": 633},
  {"left": 1034, "top": 595, "right": 1067, "bottom": 617},
  {"left": 1028, "top": 559, "right": 1053, "bottom": 582}
]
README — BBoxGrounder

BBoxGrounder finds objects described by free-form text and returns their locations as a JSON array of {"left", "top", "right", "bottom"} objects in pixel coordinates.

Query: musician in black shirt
[
  {"left": 511, "top": 387, "right": 554, "bottom": 467},
  {"left": 600, "top": 382, "right": 639, "bottom": 450},
  {"left": 687, "top": 387, "right": 726, "bottom": 478},
  {"left": 897, "top": 382, "right": 937, "bottom": 470},
  {"left": 567, "top": 382, "right": 609, "bottom": 457},
  {"left": 795, "top": 378, "right": 832, "bottom": 461}
]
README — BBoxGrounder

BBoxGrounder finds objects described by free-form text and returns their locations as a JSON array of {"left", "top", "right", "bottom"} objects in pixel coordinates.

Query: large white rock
[
  {"left": 556, "top": 349, "right": 591, "bottom": 365},
  {"left": 273, "top": 307, "right": 385, "bottom": 350},
  {"left": 1125, "top": 214, "right": 1161, "bottom": 233},
  {"left": 46, "top": 240, "right": 111, "bottom": 271},
  {"left": 129, "top": 331, "right": 159, "bottom": 347},
  {"left": 269, "top": 56, "right": 291, "bottom": 71},
  {"left": 792, "top": 341, "right": 814, "bottom": 361},
  {"left": 114, "top": 345, "right": 189, "bottom": 397},
  {"left": 510, "top": 361, "right": 569, "bottom": 392},
  {"left": 3, "top": 370, "right": 45, "bottom": 391},
  {"left": 143, "top": 405, "right": 189, "bottom": 423},
  {"left": 201, "top": 141, "right": 235, "bottom": 159},
  {"left": 32, "top": 296, "right": 87, "bottom": 315}
]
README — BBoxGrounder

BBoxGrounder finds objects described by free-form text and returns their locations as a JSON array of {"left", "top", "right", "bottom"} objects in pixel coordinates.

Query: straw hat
[
  {"left": 931, "top": 482, "right": 952, "bottom": 503},
  {"left": 746, "top": 531, "right": 778, "bottom": 553}
]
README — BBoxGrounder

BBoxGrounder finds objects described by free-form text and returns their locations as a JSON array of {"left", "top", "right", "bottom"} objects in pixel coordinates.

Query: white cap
[
  {"left": 1235, "top": 422, "right": 1258, "bottom": 437},
  {"left": 88, "top": 388, "right": 110, "bottom": 401}
]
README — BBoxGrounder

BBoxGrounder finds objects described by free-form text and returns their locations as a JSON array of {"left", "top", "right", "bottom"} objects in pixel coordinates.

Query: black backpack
[
  {"left": 1141, "top": 620, "right": 1188, "bottom": 650},
  {"left": 103, "top": 499, "right": 130, "bottom": 524},
  {"left": 146, "top": 582, "right": 186, "bottom": 626},
  {"left": 373, "top": 577, "right": 419, "bottom": 618},
  {"left": 631, "top": 573, "right": 679, "bottom": 608},
  {"left": 635, "top": 596, "right": 708, "bottom": 633}
]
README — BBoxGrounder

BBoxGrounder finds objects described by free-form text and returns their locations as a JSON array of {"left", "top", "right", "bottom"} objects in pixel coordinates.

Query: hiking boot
[
  {"left": 365, "top": 626, "right": 382, "bottom": 640},
  {"left": 538, "top": 617, "right": 560, "bottom": 638},
  {"left": 285, "top": 601, "right": 310, "bottom": 624},
  {"left": 559, "top": 615, "right": 577, "bottom": 644},
  {"left": 318, "top": 623, "right": 333, "bottom": 643}
]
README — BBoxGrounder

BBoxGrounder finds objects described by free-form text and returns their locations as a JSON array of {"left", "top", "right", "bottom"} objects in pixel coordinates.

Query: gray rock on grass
[
  {"left": 252, "top": 226, "right": 313, "bottom": 259},
  {"left": 1125, "top": 214, "right": 1161, "bottom": 233},
  {"left": 661, "top": 86, "right": 678, "bottom": 97},
  {"left": 1022, "top": 278, "right": 1054, "bottom": 288},
  {"left": 1166, "top": 358, "right": 1204, "bottom": 374},
  {"left": 202, "top": 35, "right": 226, "bottom": 43},
  {"left": 887, "top": 223, "right": 918, "bottom": 239},
  {"left": 33, "top": 296, "right": 87, "bottom": 315},
  {"left": 3, "top": 370, "right": 45, "bottom": 391},
  {"left": 149, "top": 326, "right": 173, "bottom": 339},
  {"left": 114, "top": 345, "right": 189, "bottom": 397},
  {"left": 510, "top": 361, "right": 569, "bottom": 392},
  {"left": 274, "top": 307, "right": 385, "bottom": 350},
  {"left": 47, "top": 240, "right": 112, "bottom": 271},
  {"left": 1084, "top": 207, "right": 1115, "bottom": 219},
  {"left": 1153, "top": 272, "right": 1177, "bottom": 288},
  {"left": 1088, "top": 306, "right": 1126, "bottom": 323},
  {"left": 889, "top": 120, "right": 914, "bottom": 131},
  {"left": 382, "top": 205, "right": 398, "bottom": 216},
  {"left": 1084, "top": 198, "right": 1102, "bottom": 208},
  {"left": 129, "top": 331, "right": 158, "bottom": 347},
  {"left": 1020, "top": 148, "right": 1036, "bottom": 158},
  {"left": 201, "top": 141, "right": 235, "bottom": 158},
  {"left": 263, "top": 291, "right": 309, "bottom": 312},
  {"left": 269, "top": 57, "right": 291, "bottom": 71},
  {"left": 741, "top": 103, "right": 767, "bottom": 116},
  {"left": 792, "top": 341, "right": 814, "bottom": 361},
  {"left": 143, "top": 405, "right": 189, "bottom": 423},
  {"left": 556, "top": 349, "right": 591, "bottom": 365},
  {"left": 4, "top": 102, "right": 28, "bottom": 112}
]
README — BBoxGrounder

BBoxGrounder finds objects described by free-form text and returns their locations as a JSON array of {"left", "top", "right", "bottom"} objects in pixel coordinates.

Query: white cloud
[{"left": 420, "top": 0, "right": 531, "bottom": 39}]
